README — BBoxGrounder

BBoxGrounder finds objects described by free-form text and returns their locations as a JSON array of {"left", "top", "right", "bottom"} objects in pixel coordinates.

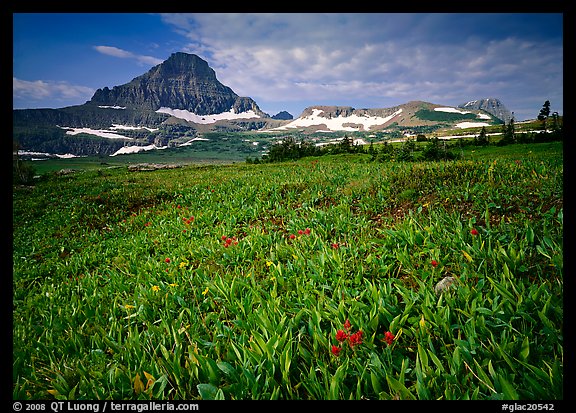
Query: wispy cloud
[
  {"left": 93, "top": 45, "right": 163, "bottom": 66},
  {"left": 160, "top": 13, "right": 563, "bottom": 120},
  {"left": 13, "top": 77, "right": 94, "bottom": 104}
]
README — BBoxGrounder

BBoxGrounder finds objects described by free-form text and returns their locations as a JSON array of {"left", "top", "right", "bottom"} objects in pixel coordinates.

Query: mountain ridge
[
  {"left": 273, "top": 100, "right": 501, "bottom": 133},
  {"left": 13, "top": 52, "right": 508, "bottom": 157}
]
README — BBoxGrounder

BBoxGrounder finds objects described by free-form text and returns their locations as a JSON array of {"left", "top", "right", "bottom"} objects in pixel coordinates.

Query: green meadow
[{"left": 12, "top": 141, "right": 563, "bottom": 400}]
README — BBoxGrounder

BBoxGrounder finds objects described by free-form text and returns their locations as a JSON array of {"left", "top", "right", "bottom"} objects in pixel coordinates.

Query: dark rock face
[
  {"left": 458, "top": 98, "right": 512, "bottom": 123},
  {"left": 89, "top": 52, "right": 264, "bottom": 116},
  {"left": 271, "top": 111, "right": 293, "bottom": 120}
]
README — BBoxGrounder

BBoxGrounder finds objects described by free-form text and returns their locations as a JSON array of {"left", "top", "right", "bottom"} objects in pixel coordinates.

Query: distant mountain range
[
  {"left": 268, "top": 99, "right": 508, "bottom": 133},
  {"left": 13, "top": 52, "right": 511, "bottom": 157}
]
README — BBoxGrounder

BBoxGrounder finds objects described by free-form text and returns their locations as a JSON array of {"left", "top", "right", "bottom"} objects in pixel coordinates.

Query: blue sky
[{"left": 13, "top": 13, "right": 563, "bottom": 121}]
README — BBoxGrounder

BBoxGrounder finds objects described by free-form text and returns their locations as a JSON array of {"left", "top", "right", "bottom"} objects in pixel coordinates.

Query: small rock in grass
[{"left": 434, "top": 276, "right": 457, "bottom": 294}]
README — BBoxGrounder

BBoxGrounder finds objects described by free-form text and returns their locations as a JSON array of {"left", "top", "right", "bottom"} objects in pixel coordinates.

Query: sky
[{"left": 13, "top": 13, "right": 564, "bottom": 121}]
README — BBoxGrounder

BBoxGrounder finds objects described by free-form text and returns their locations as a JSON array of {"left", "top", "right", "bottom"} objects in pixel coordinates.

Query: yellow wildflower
[
  {"left": 202, "top": 287, "right": 209, "bottom": 296},
  {"left": 151, "top": 285, "right": 160, "bottom": 292},
  {"left": 419, "top": 314, "right": 426, "bottom": 328}
]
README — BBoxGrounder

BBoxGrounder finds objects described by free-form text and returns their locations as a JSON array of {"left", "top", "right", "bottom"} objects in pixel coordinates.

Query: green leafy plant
[{"left": 13, "top": 142, "right": 563, "bottom": 400}]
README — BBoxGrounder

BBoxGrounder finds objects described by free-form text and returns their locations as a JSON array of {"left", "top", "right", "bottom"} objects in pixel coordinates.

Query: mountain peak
[
  {"left": 458, "top": 98, "right": 512, "bottom": 123},
  {"left": 155, "top": 52, "right": 214, "bottom": 78},
  {"left": 89, "top": 52, "right": 264, "bottom": 116}
]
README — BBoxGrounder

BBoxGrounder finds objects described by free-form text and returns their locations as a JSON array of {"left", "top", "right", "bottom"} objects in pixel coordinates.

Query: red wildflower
[
  {"left": 343, "top": 319, "right": 351, "bottom": 331},
  {"left": 384, "top": 331, "right": 395, "bottom": 346},
  {"left": 349, "top": 330, "right": 363, "bottom": 347},
  {"left": 331, "top": 243, "right": 339, "bottom": 249},
  {"left": 289, "top": 234, "right": 296, "bottom": 239},
  {"left": 431, "top": 259, "right": 438, "bottom": 268},
  {"left": 471, "top": 228, "right": 479, "bottom": 236},
  {"left": 165, "top": 257, "right": 171, "bottom": 263},
  {"left": 335, "top": 329, "right": 348, "bottom": 342},
  {"left": 221, "top": 235, "right": 227, "bottom": 241},
  {"left": 331, "top": 345, "right": 342, "bottom": 357},
  {"left": 298, "top": 229, "right": 304, "bottom": 235},
  {"left": 304, "top": 228, "right": 311, "bottom": 235}
]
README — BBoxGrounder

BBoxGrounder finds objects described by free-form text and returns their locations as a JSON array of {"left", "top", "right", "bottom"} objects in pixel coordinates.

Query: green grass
[{"left": 12, "top": 142, "right": 563, "bottom": 400}]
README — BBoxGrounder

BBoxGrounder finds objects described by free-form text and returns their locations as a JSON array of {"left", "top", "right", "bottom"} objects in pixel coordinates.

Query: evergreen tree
[
  {"left": 475, "top": 126, "right": 489, "bottom": 146},
  {"left": 499, "top": 116, "right": 516, "bottom": 146},
  {"left": 422, "top": 137, "right": 441, "bottom": 160},
  {"left": 338, "top": 135, "right": 353, "bottom": 153},
  {"left": 537, "top": 100, "right": 551, "bottom": 131},
  {"left": 397, "top": 138, "right": 416, "bottom": 161},
  {"left": 375, "top": 141, "right": 395, "bottom": 162},
  {"left": 368, "top": 140, "right": 376, "bottom": 160}
]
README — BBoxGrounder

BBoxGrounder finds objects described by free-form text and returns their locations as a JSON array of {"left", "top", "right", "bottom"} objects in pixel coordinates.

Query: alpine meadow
[{"left": 12, "top": 139, "right": 563, "bottom": 400}]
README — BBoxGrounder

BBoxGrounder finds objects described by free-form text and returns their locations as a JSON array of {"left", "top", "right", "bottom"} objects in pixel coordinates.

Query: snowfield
[
  {"left": 110, "top": 124, "right": 159, "bottom": 132},
  {"left": 60, "top": 126, "right": 133, "bottom": 140},
  {"left": 59, "top": 124, "right": 160, "bottom": 139},
  {"left": 435, "top": 107, "right": 492, "bottom": 124},
  {"left": 455, "top": 122, "right": 491, "bottom": 129},
  {"left": 110, "top": 144, "right": 168, "bottom": 156},
  {"left": 273, "top": 108, "right": 403, "bottom": 132},
  {"left": 315, "top": 137, "right": 368, "bottom": 147},
  {"left": 98, "top": 105, "right": 126, "bottom": 109},
  {"left": 156, "top": 107, "right": 260, "bottom": 124},
  {"left": 434, "top": 107, "right": 471, "bottom": 114},
  {"left": 179, "top": 137, "right": 211, "bottom": 146},
  {"left": 17, "top": 151, "right": 83, "bottom": 159}
]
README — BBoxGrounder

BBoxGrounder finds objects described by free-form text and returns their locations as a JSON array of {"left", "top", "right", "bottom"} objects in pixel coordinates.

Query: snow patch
[
  {"left": 110, "top": 144, "right": 168, "bottom": 156},
  {"left": 434, "top": 107, "right": 471, "bottom": 115},
  {"left": 110, "top": 124, "right": 159, "bottom": 132},
  {"left": 455, "top": 122, "right": 491, "bottom": 129},
  {"left": 18, "top": 151, "right": 83, "bottom": 159},
  {"left": 60, "top": 126, "right": 133, "bottom": 140},
  {"left": 274, "top": 108, "right": 403, "bottom": 132},
  {"left": 178, "top": 137, "right": 211, "bottom": 146},
  {"left": 98, "top": 105, "right": 126, "bottom": 109},
  {"left": 315, "top": 137, "right": 368, "bottom": 147},
  {"left": 436, "top": 107, "right": 493, "bottom": 121},
  {"left": 156, "top": 107, "right": 260, "bottom": 124}
]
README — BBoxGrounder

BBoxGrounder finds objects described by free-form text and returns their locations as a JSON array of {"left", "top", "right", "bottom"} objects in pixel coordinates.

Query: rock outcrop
[{"left": 458, "top": 98, "right": 512, "bottom": 123}]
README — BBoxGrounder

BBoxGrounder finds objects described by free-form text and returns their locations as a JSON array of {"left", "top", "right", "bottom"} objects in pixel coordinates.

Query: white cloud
[
  {"left": 13, "top": 77, "right": 94, "bottom": 103},
  {"left": 93, "top": 45, "right": 163, "bottom": 66},
  {"left": 159, "top": 13, "right": 562, "bottom": 120}
]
